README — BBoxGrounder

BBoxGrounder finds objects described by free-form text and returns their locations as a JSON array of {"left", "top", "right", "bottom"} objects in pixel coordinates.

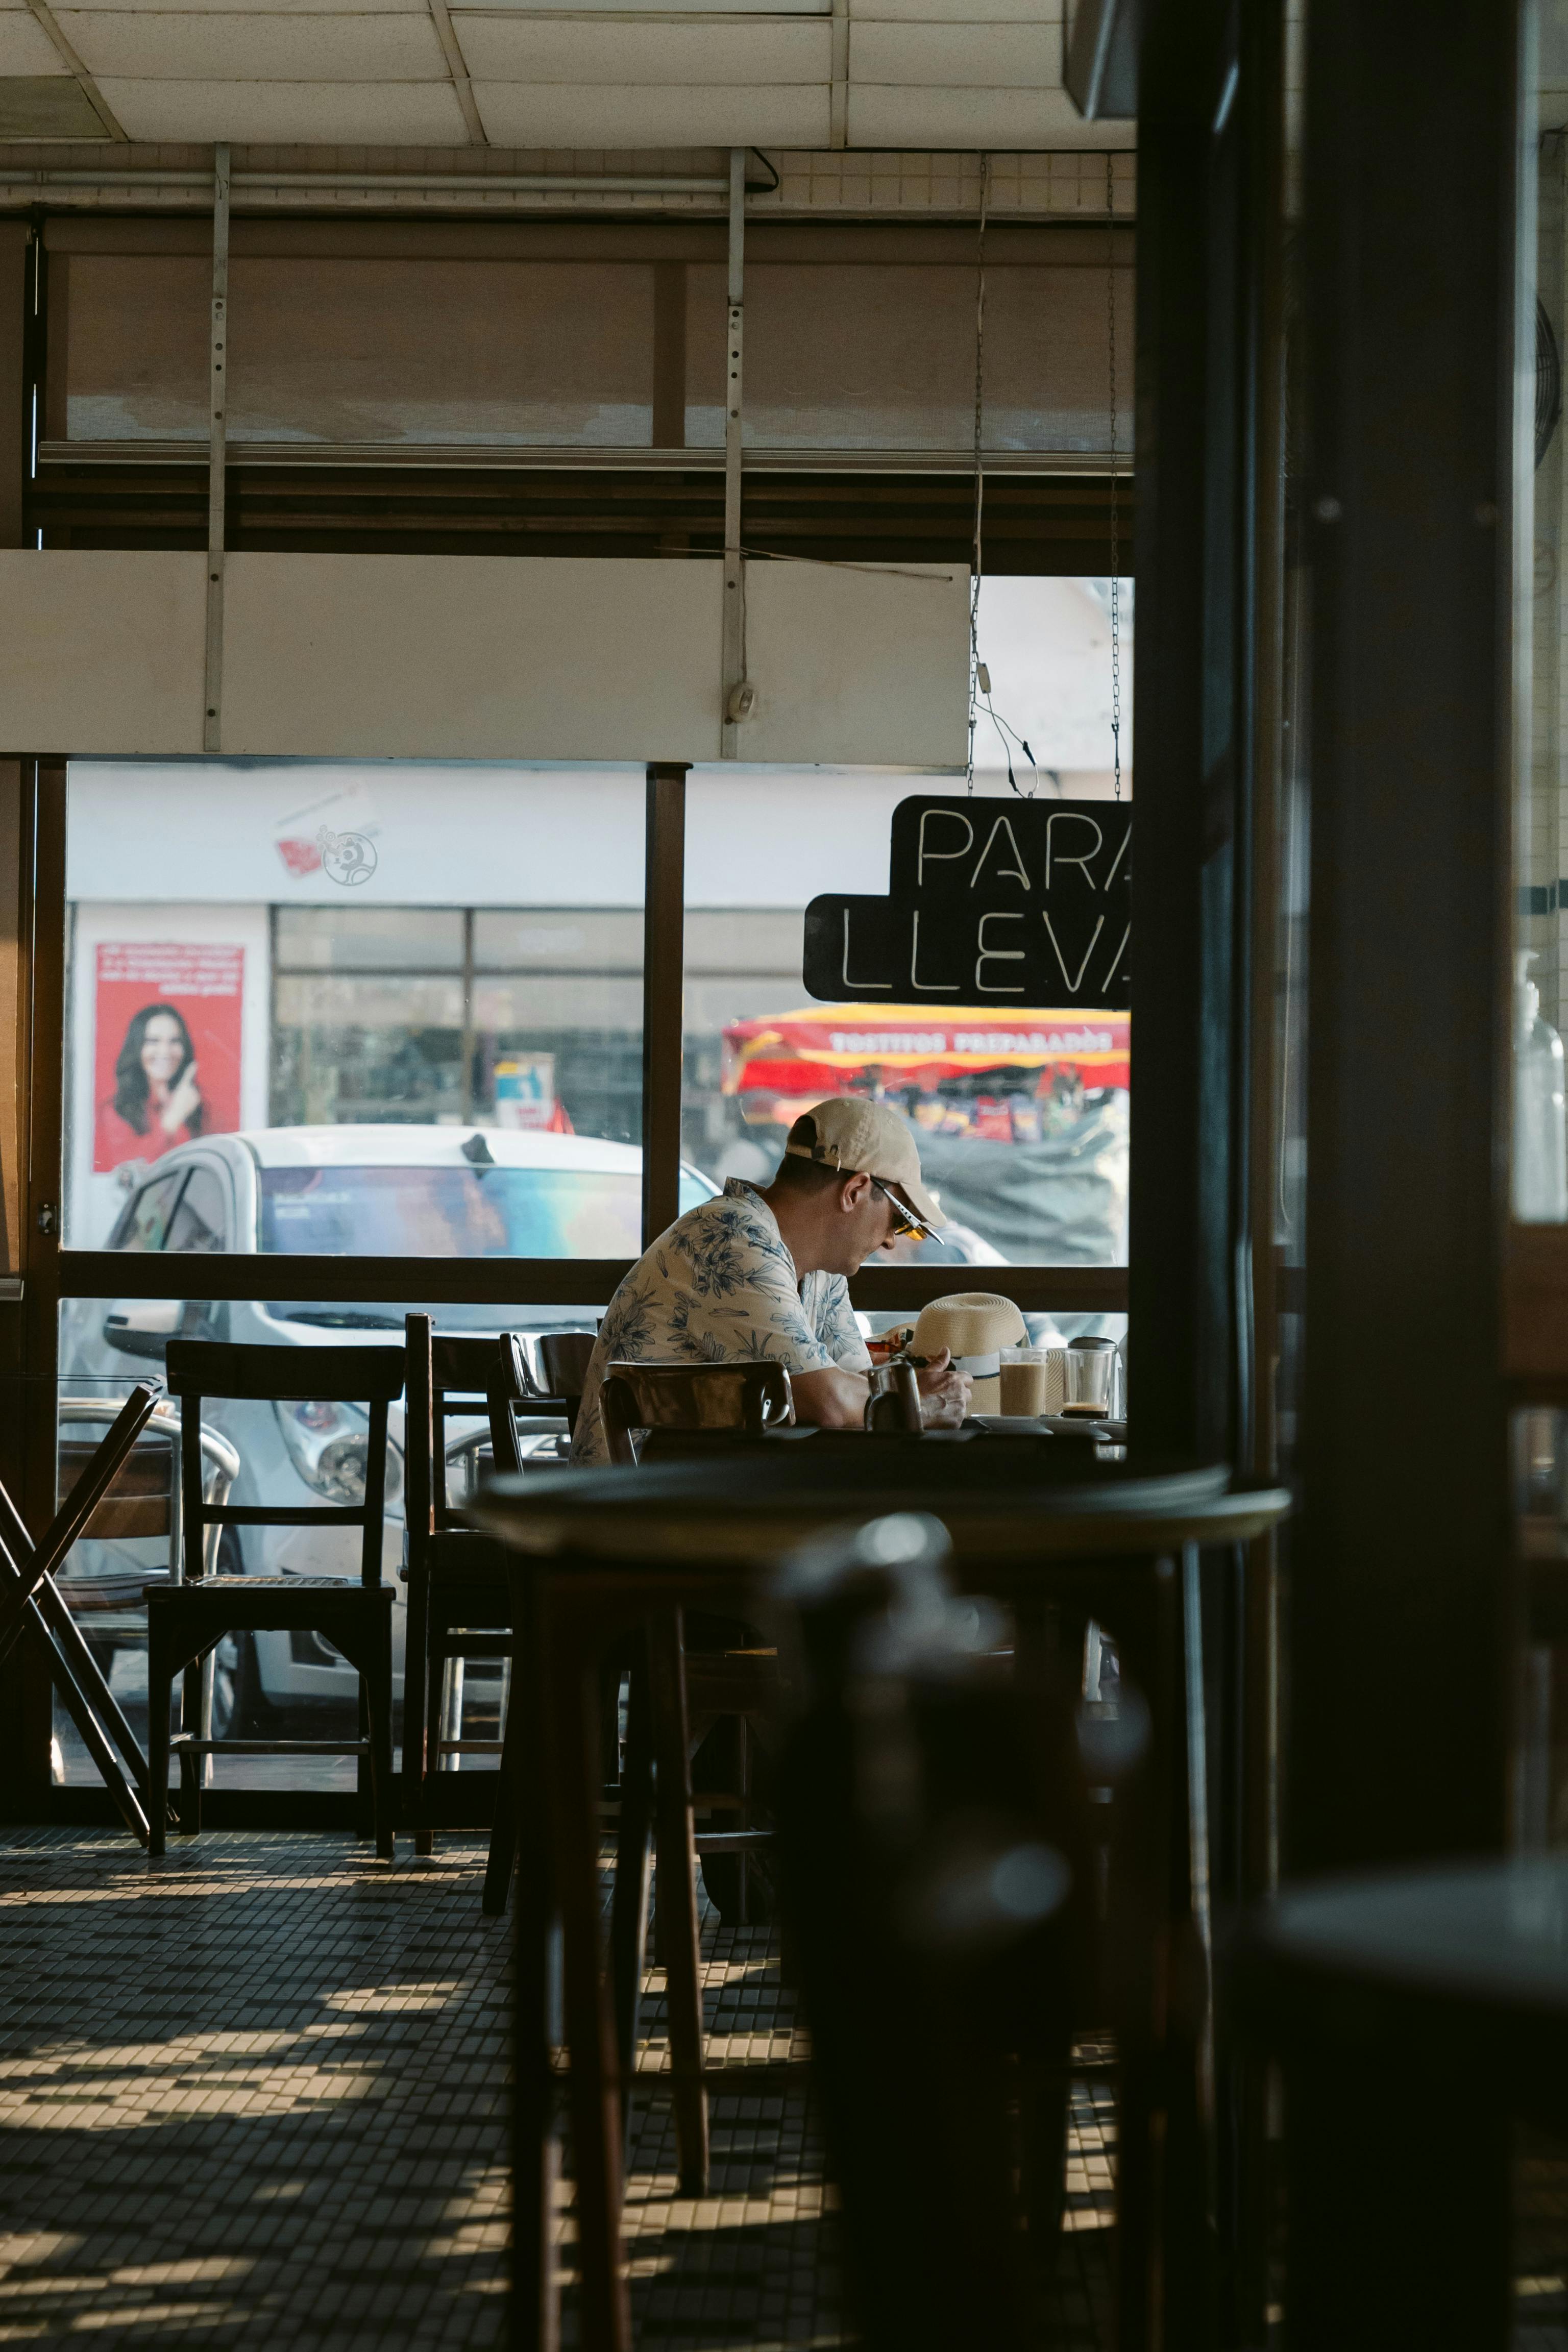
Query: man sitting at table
[{"left": 571, "top": 1098, "right": 972, "bottom": 1464}]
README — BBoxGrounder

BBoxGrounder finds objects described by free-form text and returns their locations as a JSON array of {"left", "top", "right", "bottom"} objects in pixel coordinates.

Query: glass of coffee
[
  {"left": 1063, "top": 1336, "right": 1119, "bottom": 1417},
  {"left": 999, "top": 1345, "right": 1051, "bottom": 1417}
]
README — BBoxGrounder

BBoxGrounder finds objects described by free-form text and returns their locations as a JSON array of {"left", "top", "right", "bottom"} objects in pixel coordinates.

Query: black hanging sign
[{"left": 803, "top": 796, "right": 1130, "bottom": 1009}]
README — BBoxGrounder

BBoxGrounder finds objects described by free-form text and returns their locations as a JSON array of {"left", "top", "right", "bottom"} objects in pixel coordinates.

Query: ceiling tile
[
  {"left": 96, "top": 75, "right": 471, "bottom": 139},
  {"left": 846, "top": 83, "right": 1130, "bottom": 144},
  {"left": 0, "top": 16, "right": 69, "bottom": 71},
  {"left": 852, "top": 0, "right": 1061, "bottom": 19},
  {"left": 455, "top": 15, "right": 829, "bottom": 83},
  {"left": 58, "top": 11, "right": 448, "bottom": 78},
  {"left": 63, "top": 0, "right": 425, "bottom": 9},
  {"left": 0, "top": 75, "right": 109, "bottom": 135},
  {"left": 473, "top": 78, "right": 828, "bottom": 143},
  {"left": 849, "top": 20, "right": 1058, "bottom": 86}
]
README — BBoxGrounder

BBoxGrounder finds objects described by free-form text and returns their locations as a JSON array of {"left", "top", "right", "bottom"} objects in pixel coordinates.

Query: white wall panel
[
  {"left": 0, "top": 552, "right": 968, "bottom": 767},
  {"left": 0, "top": 552, "right": 205, "bottom": 754},
  {"left": 849, "top": 19, "right": 1057, "bottom": 84},
  {"left": 454, "top": 13, "right": 829, "bottom": 80},
  {"left": 58, "top": 11, "right": 447, "bottom": 77},
  {"left": 473, "top": 80, "right": 829, "bottom": 143},
  {"left": 739, "top": 559, "right": 968, "bottom": 769},
  {"left": 98, "top": 76, "right": 469, "bottom": 139},
  {"left": 219, "top": 554, "right": 722, "bottom": 758}
]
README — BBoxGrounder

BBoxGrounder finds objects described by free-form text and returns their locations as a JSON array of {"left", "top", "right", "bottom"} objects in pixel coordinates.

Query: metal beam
[
  {"left": 20, "top": 0, "right": 126, "bottom": 141},
  {"left": 641, "top": 763, "right": 688, "bottom": 1246},
  {"left": 202, "top": 142, "right": 229, "bottom": 756},
  {"left": 425, "top": 0, "right": 488, "bottom": 146},
  {"left": 721, "top": 149, "right": 748, "bottom": 757}
]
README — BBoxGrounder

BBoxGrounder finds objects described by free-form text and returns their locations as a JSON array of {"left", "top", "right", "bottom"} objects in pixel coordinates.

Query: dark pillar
[{"left": 1290, "top": 0, "right": 1522, "bottom": 1875}]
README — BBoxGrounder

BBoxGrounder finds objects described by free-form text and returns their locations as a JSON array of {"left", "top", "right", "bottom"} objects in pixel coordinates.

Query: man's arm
[{"left": 790, "top": 1364, "right": 871, "bottom": 1428}]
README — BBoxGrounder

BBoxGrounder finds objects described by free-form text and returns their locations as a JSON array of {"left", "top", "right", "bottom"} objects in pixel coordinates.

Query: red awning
[{"left": 722, "top": 1003, "right": 1130, "bottom": 1113}]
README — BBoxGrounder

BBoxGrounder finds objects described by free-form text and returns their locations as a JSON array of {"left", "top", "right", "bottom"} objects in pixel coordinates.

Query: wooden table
[{"left": 473, "top": 1449, "right": 1291, "bottom": 2352}]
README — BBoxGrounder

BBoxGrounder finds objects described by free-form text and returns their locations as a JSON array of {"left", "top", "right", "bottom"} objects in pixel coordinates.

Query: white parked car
[{"left": 58, "top": 1125, "right": 719, "bottom": 1732}]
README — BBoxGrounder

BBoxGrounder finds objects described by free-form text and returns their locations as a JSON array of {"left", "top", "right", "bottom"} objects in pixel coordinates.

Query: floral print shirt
[{"left": 571, "top": 1178, "right": 871, "bottom": 1466}]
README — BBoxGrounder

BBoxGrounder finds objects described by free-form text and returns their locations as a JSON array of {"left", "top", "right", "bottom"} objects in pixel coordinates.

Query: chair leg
[
  {"left": 647, "top": 1607, "right": 709, "bottom": 2197},
  {"left": 610, "top": 1640, "right": 654, "bottom": 2156},
  {"left": 402, "top": 1566, "right": 433, "bottom": 1855},
  {"left": 177, "top": 1653, "right": 203, "bottom": 1834},
  {"left": 484, "top": 1703, "right": 522, "bottom": 1919},
  {"left": 512, "top": 1569, "right": 558, "bottom": 2352},
  {"left": 368, "top": 1621, "right": 396, "bottom": 1863},
  {"left": 547, "top": 1597, "right": 631, "bottom": 2352},
  {"left": 147, "top": 1619, "right": 175, "bottom": 1859}
]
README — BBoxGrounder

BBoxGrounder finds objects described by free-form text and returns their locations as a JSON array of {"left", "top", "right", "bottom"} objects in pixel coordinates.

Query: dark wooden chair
[
  {"left": 526, "top": 1331, "right": 598, "bottom": 1442},
  {"left": 600, "top": 1358, "right": 795, "bottom": 1465},
  {"left": 145, "top": 1340, "right": 403, "bottom": 1858},
  {"left": 402, "top": 1314, "right": 528, "bottom": 1857}
]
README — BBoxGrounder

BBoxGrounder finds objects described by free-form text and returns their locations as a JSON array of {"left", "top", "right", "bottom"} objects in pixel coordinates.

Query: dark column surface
[
  {"left": 1292, "top": 0, "right": 1522, "bottom": 1877},
  {"left": 1128, "top": 0, "right": 1241, "bottom": 1464}
]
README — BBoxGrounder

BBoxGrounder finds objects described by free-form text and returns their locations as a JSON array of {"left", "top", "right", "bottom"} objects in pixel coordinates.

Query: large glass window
[
  {"left": 681, "top": 577, "right": 1132, "bottom": 1269},
  {"left": 48, "top": 226, "right": 1131, "bottom": 459},
  {"left": 62, "top": 764, "right": 647, "bottom": 1252},
  {"left": 54, "top": 249, "right": 657, "bottom": 447}
]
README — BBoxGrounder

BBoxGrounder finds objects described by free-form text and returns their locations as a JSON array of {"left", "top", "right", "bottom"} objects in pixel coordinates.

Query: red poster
[{"left": 93, "top": 943, "right": 244, "bottom": 1174}]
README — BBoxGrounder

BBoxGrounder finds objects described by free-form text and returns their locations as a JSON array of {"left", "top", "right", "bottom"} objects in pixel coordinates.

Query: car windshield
[
  {"left": 258, "top": 1164, "right": 631, "bottom": 1256},
  {"left": 256, "top": 1162, "right": 715, "bottom": 1257}
]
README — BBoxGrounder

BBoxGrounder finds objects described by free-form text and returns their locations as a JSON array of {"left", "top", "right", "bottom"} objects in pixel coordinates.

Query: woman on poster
[{"left": 97, "top": 1003, "right": 206, "bottom": 1168}]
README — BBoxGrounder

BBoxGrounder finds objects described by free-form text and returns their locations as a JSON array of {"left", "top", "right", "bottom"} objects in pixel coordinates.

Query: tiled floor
[{"left": 0, "top": 1829, "right": 1114, "bottom": 2348}]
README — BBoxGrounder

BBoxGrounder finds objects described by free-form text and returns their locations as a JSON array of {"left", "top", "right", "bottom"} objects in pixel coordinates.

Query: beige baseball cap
[{"left": 783, "top": 1099, "right": 947, "bottom": 1231}]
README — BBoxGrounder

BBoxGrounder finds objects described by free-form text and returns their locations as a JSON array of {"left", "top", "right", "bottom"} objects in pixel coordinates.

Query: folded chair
[
  {"left": 145, "top": 1341, "right": 403, "bottom": 1858},
  {"left": 402, "top": 1314, "right": 528, "bottom": 1856},
  {"left": 0, "top": 1382, "right": 163, "bottom": 1842}
]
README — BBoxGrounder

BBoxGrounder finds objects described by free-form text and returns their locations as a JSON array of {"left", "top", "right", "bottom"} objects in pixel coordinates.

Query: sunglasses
[{"left": 869, "top": 1173, "right": 934, "bottom": 1241}]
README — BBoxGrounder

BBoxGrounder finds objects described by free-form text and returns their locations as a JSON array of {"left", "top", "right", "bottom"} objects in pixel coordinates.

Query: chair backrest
[
  {"left": 165, "top": 1339, "right": 404, "bottom": 1587},
  {"left": 531, "top": 1331, "right": 598, "bottom": 1435},
  {"left": 58, "top": 1401, "right": 241, "bottom": 1573},
  {"left": 599, "top": 1359, "right": 795, "bottom": 1467},
  {"left": 405, "top": 1316, "right": 529, "bottom": 1550}
]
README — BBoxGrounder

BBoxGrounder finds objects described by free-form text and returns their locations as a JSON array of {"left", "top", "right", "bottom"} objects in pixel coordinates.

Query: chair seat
[{"left": 146, "top": 1577, "right": 391, "bottom": 1597}]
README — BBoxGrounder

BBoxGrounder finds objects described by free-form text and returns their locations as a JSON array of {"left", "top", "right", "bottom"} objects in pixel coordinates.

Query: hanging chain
[
  {"left": 1106, "top": 152, "right": 1122, "bottom": 803},
  {"left": 967, "top": 151, "right": 991, "bottom": 795}
]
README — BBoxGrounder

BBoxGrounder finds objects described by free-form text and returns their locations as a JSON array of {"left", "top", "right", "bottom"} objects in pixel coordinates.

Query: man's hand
[{"left": 915, "top": 1346, "right": 971, "bottom": 1429}]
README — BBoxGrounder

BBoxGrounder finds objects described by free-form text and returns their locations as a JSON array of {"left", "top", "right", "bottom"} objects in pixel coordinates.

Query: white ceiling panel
[
  {"left": 0, "top": 15, "right": 72, "bottom": 71},
  {"left": 64, "top": 0, "right": 424, "bottom": 10},
  {"left": 97, "top": 74, "right": 471, "bottom": 138},
  {"left": 474, "top": 77, "right": 829, "bottom": 143},
  {"left": 469, "top": 0, "right": 827, "bottom": 9},
  {"left": 456, "top": 14, "right": 829, "bottom": 83},
  {"left": 59, "top": 12, "right": 447, "bottom": 79},
  {"left": 848, "top": 82, "right": 1131, "bottom": 145},
  {"left": 67, "top": 0, "right": 424, "bottom": 9},
  {"left": 849, "top": 20, "right": 1058, "bottom": 86},
  {"left": 853, "top": 0, "right": 1060, "bottom": 19}
]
